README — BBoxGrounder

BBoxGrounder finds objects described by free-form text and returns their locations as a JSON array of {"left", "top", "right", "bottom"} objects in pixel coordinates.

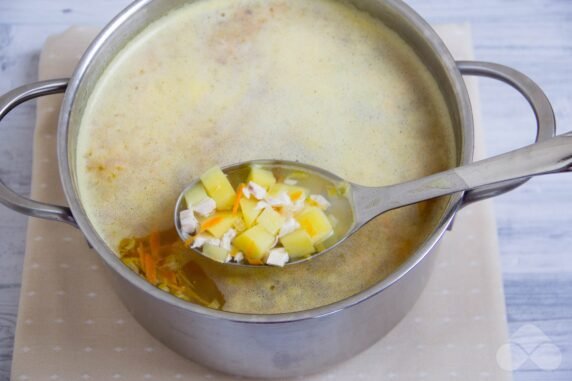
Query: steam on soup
[{"left": 77, "top": 0, "right": 455, "bottom": 313}]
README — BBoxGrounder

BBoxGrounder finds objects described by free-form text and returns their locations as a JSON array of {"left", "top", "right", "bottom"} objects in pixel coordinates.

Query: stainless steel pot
[{"left": 0, "top": 0, "right": 557, "bottom": 378}]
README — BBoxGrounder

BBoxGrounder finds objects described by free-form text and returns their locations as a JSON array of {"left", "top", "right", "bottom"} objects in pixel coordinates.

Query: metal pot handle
[
  {"left": 456, "top": 61, "right": 557, "bottom": 205},
  {"left": 0, "top": 79, "right": 77, "bottom": 227}
]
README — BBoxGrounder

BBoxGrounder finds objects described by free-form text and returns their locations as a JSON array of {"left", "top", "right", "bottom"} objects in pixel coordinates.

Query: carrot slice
[
  {"left": 199, "top": 215, "right": 224, "bottom": 233},
  {"left": 290, "top": 191, "right": 303, "bottom": 202},
  {"left": 232, "top": 183, "right": 246, "bottom": 215},
  {"left": 137, "top": 245, "right": 147, "bottom": 273},
  {"left": 149, "top": 230, "right": 160, "bottom": 258},
  {"left": 144, "top": 254, "right": 157, "bottom": 285},
  {"left": 137, "top": 245, "right": 157, "bottom": 284}
]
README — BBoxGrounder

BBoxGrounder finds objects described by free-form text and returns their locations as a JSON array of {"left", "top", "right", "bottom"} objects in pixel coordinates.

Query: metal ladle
[{"left": 175, "top": 132, "right": 572, "bottom": 267}]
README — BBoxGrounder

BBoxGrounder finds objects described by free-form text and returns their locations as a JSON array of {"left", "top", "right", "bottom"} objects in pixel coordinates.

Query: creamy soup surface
[{"left": 77, "top": 0, "right": 455, "bottom": 313}]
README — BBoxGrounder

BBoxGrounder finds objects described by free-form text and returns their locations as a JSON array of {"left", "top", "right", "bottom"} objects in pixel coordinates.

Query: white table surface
[{"left": 0, "top": 1, "right": 570, "bottom": 380}]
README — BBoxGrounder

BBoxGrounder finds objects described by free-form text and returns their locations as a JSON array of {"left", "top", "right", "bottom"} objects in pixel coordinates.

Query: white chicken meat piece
[
  {"left": 265, "top": 248, "right": 290, "bottom": 267},
  {"left": 255, "top": 201, "right": 271, "bottom": 211},
  {"left": 234, "top": 252, "right": 245, "bottom": 263},
  {"left": 278, "top": 217, "right": 300, "bottom": 238},
  {"left": 266, "top": 192, "right": 292, "bottom": 207},
  {"left": 191, "top": 235, "right": 221, "bottom": 249},
  {"left": 243, "top": 181, "right": 267, "bottom": 200},
  {"left": 283, "top": 178, "right": 298, "bottom": 186},
  {"left": 291, "top": 199, "right": 306, "bottom": 213},
  {"left": 220, "top": 229, "right": 237, "bottom": 251},
  {"left": 180, "top": 209, "right": 198, "bottom": 234},
  {"left": 193, "top": 197, "right": 217, "bottom": 217},
  {"left": 309, "top": 194, "right": 331, "bottom": 210}
]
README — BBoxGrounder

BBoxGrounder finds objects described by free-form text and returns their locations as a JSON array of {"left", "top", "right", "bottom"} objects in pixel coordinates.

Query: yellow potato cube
[
  {"left": 200, "top": 166, "right": 236, "bottom": 210},
  {"left": 202, "top": 243, "right": 229, "bottom": 263},
  {"left": 239, "top": 198, "right": 262, "bottom": 227},
  {"left": 268, "top": 183, "right": 307, "bottom": 202},
  {"left": 233, "top": 225, "right": 276, "bottom": 264},
  {"left": 285, "top": 171, "right": 309, "bottom": 181},
  {"left": 296, "top": 207, "right": 334, "bottom": 244},
  {"left": 184, "top": 184, "right": 209, "bottom": 208},
  {"left": 280, "top": 229, "right": 315, "bottom": 259},
  {"left": 201, "top": 213, "right": 236, "bottom": 238},
  {"left": 257, "top": 207, "right": 286, "bottom": 235},
  {"left": 247, "top": 167, "right": 276, "bottom": 190}
]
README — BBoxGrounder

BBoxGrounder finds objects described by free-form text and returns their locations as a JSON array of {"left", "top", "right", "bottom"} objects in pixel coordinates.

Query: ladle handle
[
  {"left": 457, "top": 61, "right": 557, "bottom": 205},
  {"left": 455, "top": 131, "right": 572, "bottom": 188},
  {"left": 354, "top": 132, "right": 572, "bottom": 225}
]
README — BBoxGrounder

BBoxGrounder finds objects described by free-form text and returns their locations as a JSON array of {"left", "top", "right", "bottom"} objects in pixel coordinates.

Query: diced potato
[
  {"left": 233, "top": 225, "right": 276, "bottom": 264},
  {"left": 247, "top": 167, "right": 276, "bottom": 190},
  {"left": 257, "top": 207, "right": 286, "bottom": 235},
  {"left": 230, "top": 245, "right": 240, "bottom": 256},
  {"left": 202, "top": 212, "right": 237, "bottom": 238},
  {"left": 202, "top": 243, "right": 229, "bottom": 263},
  {"left": 200, "top": 166, "right": 236, "bottom": 210},
  {"left": 296, "top": 207, "right": 334, "bottom": 244},
  {"left": 280, "top": 229, "right": 315, "bottom": 259},
  {"left": 239, "top": 198, "right": 262, "bottom": 227},
  {"left": 184, "top": 184, "right": 209, "bottom": 208},
  {"left": 285, "top": 171, "right": 309, "bottom": 181},
  {"left": 268, "top": 183, "right": 307, "bottom": 201}
]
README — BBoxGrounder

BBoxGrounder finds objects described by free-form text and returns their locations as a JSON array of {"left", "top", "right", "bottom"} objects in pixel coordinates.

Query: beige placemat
[{"left": 11, "top": 24, "right": 512, "bottom": 381}]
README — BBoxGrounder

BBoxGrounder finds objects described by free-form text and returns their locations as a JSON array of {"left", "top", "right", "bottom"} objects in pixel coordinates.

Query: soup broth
[{"left": 77, "top": 0, "right": 456, "bottom": 313}]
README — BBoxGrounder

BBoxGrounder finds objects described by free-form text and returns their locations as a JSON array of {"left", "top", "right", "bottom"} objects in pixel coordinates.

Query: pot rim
[{"left": 57, "top": 0, "right": 474, "bottom": 324}]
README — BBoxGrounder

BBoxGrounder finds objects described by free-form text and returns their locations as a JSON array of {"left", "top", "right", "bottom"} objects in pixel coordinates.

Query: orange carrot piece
[
  {"left": 199, "top": 215, "right": 224, "bottom": 233},
  {"left": 163, "top": 270, "right": 177, "bottom": 285},
  {"left": 149, "top": 230, "right": 160, "bottom": 258},
  {"left": 232, "top": 183, "right": 246, "bottom": 215},
  {"left": 290, "top": 191, "right": 303, "bottom": 202},
  {"left": 144, "top": 254, "right": 157, "bottom": 285},
  {"left": 137, "top": 245, "right": 147, "bottom": 273}
]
